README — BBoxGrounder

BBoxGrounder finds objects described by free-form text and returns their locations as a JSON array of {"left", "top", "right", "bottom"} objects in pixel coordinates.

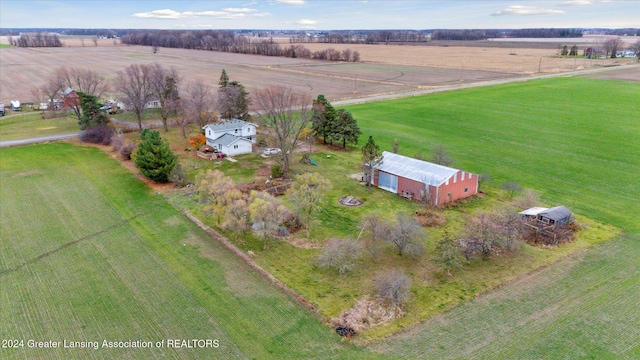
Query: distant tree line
[
  {"left": 600, "top": 28, "right": 640, "bottom": 36},
  {"left": 431, "top": 30, "right": 502, "bottom": 41},
  {"left": 507, "top": 28, "right": 583, "bottom": 38},
  {"left": 120, "top": 30, "right": 360, "bottom": 62},
  {"left": 10, "top": 33, "right": 62, "bottom": 47},
  {"left": 290, "top": 30, "right": 428, "bottom": 44}
]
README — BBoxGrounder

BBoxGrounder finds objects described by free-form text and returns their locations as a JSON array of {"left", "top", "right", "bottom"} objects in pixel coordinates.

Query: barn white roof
[{"left": 374, "top": 151, "right": 462, "bottom": 187}]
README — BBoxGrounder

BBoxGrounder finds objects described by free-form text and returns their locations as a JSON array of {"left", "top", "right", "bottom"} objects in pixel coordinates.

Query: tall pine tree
[
  {"left": 77, "top": 91, "right": 109, "bottom": 130},
  {"left": 135, "top": 130, "right": 177, "bottom": 183},
  {"left": 362, "top": 136, "right": 383, "bottom": 190},
  {"left": 311, "top": 95, "right": 336, "bottom": 144},
  {"left": 331, "top": 109, "right": 361, "bottom": 148}
]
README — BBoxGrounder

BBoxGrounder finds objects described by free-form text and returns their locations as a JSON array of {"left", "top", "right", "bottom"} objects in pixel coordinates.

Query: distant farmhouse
[
  {"left": 368, "top": 151, "right": 478, "bottom": 206},
  {"left": 203, "top": 119, "right": 257, "bottom": 157},
  {"left": 60, "top": 88, "right": 80, "bottom": 108},
  {"left": 116, "top": 96, "right": 161, "bottom": 111}
]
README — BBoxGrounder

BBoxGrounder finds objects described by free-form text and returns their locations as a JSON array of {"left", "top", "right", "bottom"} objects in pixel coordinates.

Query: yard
[{"left": 159, "top": 76, "right": 636, "bottom": 340}]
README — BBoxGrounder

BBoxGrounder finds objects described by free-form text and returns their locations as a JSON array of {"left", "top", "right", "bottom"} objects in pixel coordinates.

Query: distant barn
[{"left": 367, "top": 151, "right": 478, "bottom": 206}]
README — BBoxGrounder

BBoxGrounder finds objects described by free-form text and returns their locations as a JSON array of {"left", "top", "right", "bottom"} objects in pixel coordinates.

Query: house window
[
  {"left": 233, "top": 145, "right": 238, "bottom": 149},
  {"left": 208, "top": 130, "right": 211, "bottom": 136},
  {"left": 235, "top": 129, "right": 238, "bottom": 133},
  {"left": 464, "top": 187, "right": 468, "bottom": 193},
  {"left": 447, "top": 192, "right": 452, "bottom": 198}
]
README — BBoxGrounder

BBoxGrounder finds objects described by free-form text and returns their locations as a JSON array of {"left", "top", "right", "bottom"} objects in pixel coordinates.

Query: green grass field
[
  {"left": 346, "top": 77, "right": 639, "bottom": 233},
  {"left": 0, "top": 143, "right": 373, "bottom": 359},
  {"left": 346, "top": 77, "right": 640, "bottom": 356},
  {"left": 0, "top": 112, "right": 78, "bottom": 141}
]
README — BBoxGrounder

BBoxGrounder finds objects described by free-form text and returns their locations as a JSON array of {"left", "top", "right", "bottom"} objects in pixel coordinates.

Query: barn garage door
[{"left": 378, "top": 172, "right": 398, "bottom": 193}]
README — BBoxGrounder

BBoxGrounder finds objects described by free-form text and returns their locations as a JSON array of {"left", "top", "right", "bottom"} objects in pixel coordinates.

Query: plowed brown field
[{"left": 1, "top": 35, "right": 634, "bottom": 106}]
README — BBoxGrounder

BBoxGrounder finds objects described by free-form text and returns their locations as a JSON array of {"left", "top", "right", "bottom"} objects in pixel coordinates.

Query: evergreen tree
[
  {"left": 135, "top": 130, "right": 177, "bottom": 183},
  {"left": 217, "top": 70, "right": 251, "bottom": 120},
  {"left": 331, "top": 109, "right": 361, "bottom": 148},
  {"left": 311, "top": 95, "right": 336, "bottom": 144},
  {"left": 77, "top": 91, "right": 108, "bottom": 130},
  {"left": 362, "top": 136, "right": 383, "bottom": 190},
  {"left": 218, "top": 69, "right": 229, "bottom": 87},
  {"left": 433, "top": 231, "right": 465, "bottom": 278}
]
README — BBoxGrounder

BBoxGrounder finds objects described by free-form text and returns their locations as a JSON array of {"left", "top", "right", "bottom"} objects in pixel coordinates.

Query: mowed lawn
[
  {"left": 0, "top": 143, "right": 373, "bottom": 359},
  {"left": 347, "top": 77, "right": 640, "bottom": 357},
  {"left": 0, "top": 112, "right": 79, "bottom": 141}
]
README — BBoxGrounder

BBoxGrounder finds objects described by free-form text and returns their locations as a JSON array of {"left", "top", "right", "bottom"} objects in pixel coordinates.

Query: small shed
[
  {"left": 537, "top": 206, "right": 573, "bottom": 228},
  {"left": 519, "top": 207, "right": 548, "bottom": 220}
]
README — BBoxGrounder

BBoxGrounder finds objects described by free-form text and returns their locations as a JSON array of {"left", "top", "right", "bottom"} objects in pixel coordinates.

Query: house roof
[
  {"left": 213, "top": 133, "right": 251, "bottom": 147},
  {"left": 519, "top": 207, "right": 549, "bottom": 216},
  {"left": 375, "top": 151, "right": 462, "bottom": 187},
  {"left": 61, "top": 88, "right": 75, "bottom": 96},
  {"left": 203, "top": 119, "right": 256, "bottom": 132},
  {"left": 538, "top": 206, "right": 572, "bottom": 221}
]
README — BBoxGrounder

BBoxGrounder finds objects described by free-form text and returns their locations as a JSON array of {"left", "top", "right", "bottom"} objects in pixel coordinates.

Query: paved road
[
  {"left": 2, "top": 63, "right": 637, "bottom": 149},
  {"left": 0, "top": 132, "right": 81, "bottom": 148}
]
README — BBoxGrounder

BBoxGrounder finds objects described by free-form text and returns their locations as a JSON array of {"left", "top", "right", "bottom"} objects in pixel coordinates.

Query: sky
[{"left": 0, "top": 0, "right": 638, "bottom": 30}]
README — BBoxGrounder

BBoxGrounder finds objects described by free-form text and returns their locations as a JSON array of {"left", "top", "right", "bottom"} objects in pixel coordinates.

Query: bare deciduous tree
[
  {"left": 115, "top": 64, "right": 154, "bottom": 131},
  {"left": 387, "top": 215, "right": 426, "bottom": 256},
  {"left": 57, "top": 67, "right": 109, "bottom": 120},
  {"left": 253, "top": 85, "right": 311, "bottom": 178},
  {"left": 40, "top": 70, "right": 66, "bottom": 112},
  {"left": 223, "top": 198, "right": 250, "bottom": 242},
  {"left": 391, "top": 139, "right": 400, "bottom": 154},
  {"left": 629, "top": 39, "right": 640, "bottom": 60},
  {"left": 197, "top": 170, "right": 235, "bottom": 224},
  {"left": 185, "top": 79, "right": 215, "bottom": 130},
  {"left": 603, "top": 37, "right": 624, "bottom": 58},
  {"left": 431, "top": 144, "right": 454, "bottom": 167},
  {"left": 375, "top": 270, "right": 411, "bottom": 305},
  {"left": 317, "top": 238, "right": 362, "bottom": 275},
  {"left": 512, "top": 188, "right": 540, "bottom": 209},
  {"left": 175, "top": 108, "right": 195, "bottom": 138},
  {"left": 358, "top": 214, "right": 390, "bottom": 259},
  {"left": 150, "top": 63, "right": 181, "bottom": 131},
  {"left": 287, "top": 172, "right": 331, "bottom": 238},
  {"left": 501, "top": 181, "right": 523, "bottom": 198},
  {"left": 460, "top": 209, "right": 525, "bottom": 260},
  {"left": 248, "top": 191, "right": 288, "bottom": 250}
]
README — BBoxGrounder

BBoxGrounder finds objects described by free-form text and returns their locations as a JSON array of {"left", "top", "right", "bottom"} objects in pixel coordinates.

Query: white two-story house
[{"left": 202, "top": 119, "right": 257, "bottom": 156}]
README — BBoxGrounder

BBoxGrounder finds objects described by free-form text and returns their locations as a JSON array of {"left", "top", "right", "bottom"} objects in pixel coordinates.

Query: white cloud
[
  {"left": 133, "top": 8, "right": 257, "bottom": 20},
  {"left": 276, "top": 0, "right": 305, "bottom": 5},
  {"left": 223, "top": 8, "right": 258, "bottom": 13},
  {"left": 252, "top": 13, "right": 272, "bottom": 17},
  {"left": 491, "top": 5, "right": 566, "bottom": 16},
  {"left": 133, "top": 9, "right": 191, "bottom": 19},
  {"left": 295, "top": 19, "right": 318, "bottom": 25},
  {"left": 560, "top": 0, "right": 592, "bottom": 5}
]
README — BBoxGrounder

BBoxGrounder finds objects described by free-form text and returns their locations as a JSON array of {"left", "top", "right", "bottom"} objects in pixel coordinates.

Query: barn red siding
[
  {"left": 435, "top": 171, "right": 478, "bottom": 205},
  {"left": 397, "top": 176, "right": 425, "bottom": 199},
  {"left": 371, "top": 169, "right": 478, "bottom": 206}
]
